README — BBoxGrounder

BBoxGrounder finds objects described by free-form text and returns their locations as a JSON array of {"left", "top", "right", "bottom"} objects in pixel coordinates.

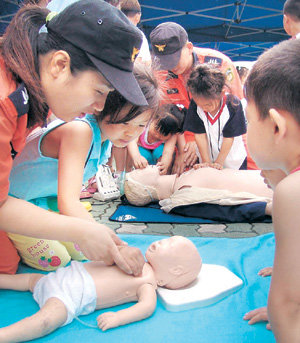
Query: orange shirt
[{"left": 0, "top": 57, "right": 30, "bottom": 202}]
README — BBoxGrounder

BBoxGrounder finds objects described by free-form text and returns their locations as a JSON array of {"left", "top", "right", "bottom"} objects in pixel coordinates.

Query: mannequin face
[
  {"left": 145, "top": 236, "right": 202, "bottom": 288},
  {"left": 128, "top": 165, "right": 160, "bottom": 188}
]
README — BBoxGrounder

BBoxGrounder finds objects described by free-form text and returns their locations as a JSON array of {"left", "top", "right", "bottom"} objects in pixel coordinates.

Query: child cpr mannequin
[{"left": 124, "top": 165, "right": 273, "bottom": 216}]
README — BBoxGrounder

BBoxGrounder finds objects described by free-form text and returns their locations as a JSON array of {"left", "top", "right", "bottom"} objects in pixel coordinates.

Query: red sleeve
[
  {"left": 0, "top": 99, "right": 18, "bottom": 201},
  {"left": 0, "top": 230, "right": 20, "bottom": 274},
  {"left": 0, "top": 96, "right": 28, "bottom": 202}
]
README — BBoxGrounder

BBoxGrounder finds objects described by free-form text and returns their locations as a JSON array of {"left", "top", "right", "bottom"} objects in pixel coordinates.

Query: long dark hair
[
  {"left": 0, "top": 5, "right": 97, "bottom": 128},
  {"left": 187, "top": 64, "right": 226, "bottom": 99},
  {"left": 154, "top": 104, "right": 185, "bottom": 136}
]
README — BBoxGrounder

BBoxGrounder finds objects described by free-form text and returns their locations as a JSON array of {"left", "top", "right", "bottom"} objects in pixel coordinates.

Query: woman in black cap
[{"left": 0, "top": 0, "right": 147, "bottom": 275}]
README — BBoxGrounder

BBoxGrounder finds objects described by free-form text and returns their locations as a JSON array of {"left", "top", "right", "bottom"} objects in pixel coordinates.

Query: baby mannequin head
[
  {"left": 146, "top": 236, "right": 202, "bottom": 289},
  {"left": 124, "top": 166, "right": 160, "bottom": 206}
]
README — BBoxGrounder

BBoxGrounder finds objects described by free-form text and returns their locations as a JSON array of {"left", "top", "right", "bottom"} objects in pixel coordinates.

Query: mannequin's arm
[
  {"left": 0, "top": 298, "right": 67, "bottom": 343},
  {"left": 97, "top": 283, "right": 157, "bottom": 331}
]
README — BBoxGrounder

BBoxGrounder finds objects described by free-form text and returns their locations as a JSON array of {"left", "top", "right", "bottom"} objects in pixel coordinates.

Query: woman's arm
[{"left": 0, "top": 196, "right": 131, "bottom": 273}]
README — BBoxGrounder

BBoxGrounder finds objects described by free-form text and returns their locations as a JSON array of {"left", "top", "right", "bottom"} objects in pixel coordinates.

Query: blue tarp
[{"left": 0, "top": 233, "right": 276, "bottom": 343}]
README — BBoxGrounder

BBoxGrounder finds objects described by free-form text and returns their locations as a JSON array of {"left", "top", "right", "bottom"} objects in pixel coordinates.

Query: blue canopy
[
  {"left": 0, "top": 0, "right": 288, "bottom": 61},
  {"left": 139, "top": 0, "right": 288, "bottom": 60}
]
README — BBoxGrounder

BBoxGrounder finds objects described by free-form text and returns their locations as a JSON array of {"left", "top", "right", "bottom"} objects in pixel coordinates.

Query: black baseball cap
[
  {"left": 150, "top": 22, "right": 188, "bottom": 71},
  {"left": 46, "top": 0, "right": 148, "bottom": 106}
]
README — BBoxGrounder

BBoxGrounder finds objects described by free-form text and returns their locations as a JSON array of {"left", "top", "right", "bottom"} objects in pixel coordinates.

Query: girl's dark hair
[
  {"left": 0, "top": 5, "right": 97, "bottom": 128},
  {"left": 187, "top": 64, "right": 226, "bottom": 98},
  {"left": 97, "top": 63, "right": 161, "bottom": 124},
  {"left": 154, "top": 104, "right": 185, "bottom": 136},
  {"left": 245, "top": 39, "right": 300, "bottom": 124}
]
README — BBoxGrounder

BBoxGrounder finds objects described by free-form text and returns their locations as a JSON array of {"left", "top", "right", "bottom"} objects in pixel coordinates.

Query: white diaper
[{"left": 33, "top": 261, "right": 97, "bottom": 326}]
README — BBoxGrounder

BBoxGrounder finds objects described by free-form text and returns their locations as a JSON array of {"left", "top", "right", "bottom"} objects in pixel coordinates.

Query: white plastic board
[{"left": 157, "top": 264, "right": 243, "bottom": 312}]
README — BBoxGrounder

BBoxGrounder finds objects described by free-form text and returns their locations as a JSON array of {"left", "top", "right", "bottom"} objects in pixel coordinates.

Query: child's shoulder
[
  {"left": 274, "top": 170, "right": 300, "bottom": 201},
  {"left": 273, "top": 170, "right": 300, "bottom": 234},
  {"left": 58, "top": 119, "right": 92, "bottom": 137}
]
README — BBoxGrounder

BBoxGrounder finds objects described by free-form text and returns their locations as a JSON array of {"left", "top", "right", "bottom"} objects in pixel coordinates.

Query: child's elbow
[
  {"left": 141, "top": 304, "right": 156, "bottom": 320},
  {"left": 269, "top": 293, "right": 300, "bottom": 324}
]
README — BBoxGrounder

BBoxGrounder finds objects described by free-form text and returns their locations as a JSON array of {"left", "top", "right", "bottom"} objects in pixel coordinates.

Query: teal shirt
[{"left": 9, "top": 115, "right": 111, "bottom": 208}]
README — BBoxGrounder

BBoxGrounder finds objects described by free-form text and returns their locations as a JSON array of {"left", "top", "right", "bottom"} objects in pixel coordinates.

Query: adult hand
[
  {"left": 77, "top": 225, "right": 133, "bottom": 275},
  {"left": 118, "top": 245, "right": 145, "bottom": 276},
  {"left": 243, "top": 307, "right": 271, "bottom": 330}
]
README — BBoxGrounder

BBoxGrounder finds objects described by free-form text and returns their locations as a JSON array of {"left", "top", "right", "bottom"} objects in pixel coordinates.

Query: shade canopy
[
  {"left": 0, "top": 0, "right": 288, "bottom": 61},
  {"left": 140, "top": 0, "right": 288, "bottom": 61}
]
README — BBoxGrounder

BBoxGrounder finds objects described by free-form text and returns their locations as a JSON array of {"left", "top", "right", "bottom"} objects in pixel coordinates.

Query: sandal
[{"left": 80, "top": 176, "right": 98, "bottom": 199}]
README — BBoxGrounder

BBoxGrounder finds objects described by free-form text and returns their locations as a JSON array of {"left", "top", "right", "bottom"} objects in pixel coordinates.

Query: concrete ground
[{"left": 88, "top": 198, "right": 273, "bottom": 238}]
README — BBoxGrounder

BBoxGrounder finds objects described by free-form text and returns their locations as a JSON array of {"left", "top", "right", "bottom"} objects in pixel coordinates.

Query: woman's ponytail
[{"left": 0, "top": 5, "right": 50, "bottom": 127}]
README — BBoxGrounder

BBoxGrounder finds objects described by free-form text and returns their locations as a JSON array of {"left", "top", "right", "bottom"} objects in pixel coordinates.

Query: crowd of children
[{"left": 0, "top": 0, "right": 300, "bottom": 341}]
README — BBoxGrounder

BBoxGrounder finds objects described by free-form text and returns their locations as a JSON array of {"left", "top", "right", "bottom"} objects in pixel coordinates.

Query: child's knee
[
  {"left": 8, "top": 233, "right": 71, "bottom": 271},
  {"left": 60, "top": 241, "right": 87, "bottom": 261}
]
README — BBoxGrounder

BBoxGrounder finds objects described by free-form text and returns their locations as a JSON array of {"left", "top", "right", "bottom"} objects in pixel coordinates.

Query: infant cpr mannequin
[{"left": 0, "top": 236, "right": 201, "bottom": 341}]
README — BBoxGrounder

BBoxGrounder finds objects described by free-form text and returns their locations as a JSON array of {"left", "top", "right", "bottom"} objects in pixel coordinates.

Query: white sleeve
[{"left": 137, "top": 30, "right": 151, "bottom": 63}]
